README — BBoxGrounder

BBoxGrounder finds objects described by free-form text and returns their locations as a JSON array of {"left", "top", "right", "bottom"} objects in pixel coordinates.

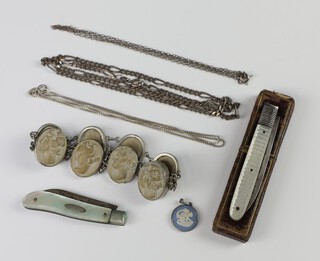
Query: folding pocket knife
[
  {"left": 229, "top": 103, "right": 280, "bottom": 221},
  {"left": 23, "top": 189, "right": 127, "bottom": 226}
]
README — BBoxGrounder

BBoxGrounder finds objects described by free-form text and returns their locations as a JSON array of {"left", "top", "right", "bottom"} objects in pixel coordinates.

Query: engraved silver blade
[{"left": 229, "top": 103, "right": 278, "bottom": 221}]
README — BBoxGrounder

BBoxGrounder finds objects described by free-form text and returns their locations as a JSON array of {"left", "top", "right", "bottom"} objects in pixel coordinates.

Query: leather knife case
[{"left": 212, "top": 90, "right": 295, "bottom": 242}]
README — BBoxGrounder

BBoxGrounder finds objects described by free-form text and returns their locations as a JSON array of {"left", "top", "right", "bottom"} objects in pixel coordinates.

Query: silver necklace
[
  {"left": 52, "top": 25, "right": 250, "bottom": 85},
  {"left": 29, "top": 85, "right": 225, "bottom": 148},
  {"left": 41, "top": 55, "right": 240, "bottom": 120}
]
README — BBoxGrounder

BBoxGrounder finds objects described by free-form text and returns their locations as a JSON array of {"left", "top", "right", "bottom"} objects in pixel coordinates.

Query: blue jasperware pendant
[{"left": 171, "top": 199, "right": 198, "bottom": 232}]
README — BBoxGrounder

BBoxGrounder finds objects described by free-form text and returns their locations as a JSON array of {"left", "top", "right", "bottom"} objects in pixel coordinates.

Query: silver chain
[
  {"left": 28, "top": 85, "right": 225, "bottom": 148},
  {"left": 51, "top": 25, "right": 250, "bottom": 85},
  {"left": 29, "top": 131, "right": 38, "bottom": 151},
  {"left": 41, "top": 55, "right": 240, "bottom": 120},
  {"left": 64, "top": 135, "right": 78, "bottom": 160},
  {"left": 168, "top": 171, "right": 181, "bottom": 191}
]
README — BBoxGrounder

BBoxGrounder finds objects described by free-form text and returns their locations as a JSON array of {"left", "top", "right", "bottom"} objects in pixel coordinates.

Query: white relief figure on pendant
[{"left": 176, "top": 208, "right": 194, "bottom": 228}]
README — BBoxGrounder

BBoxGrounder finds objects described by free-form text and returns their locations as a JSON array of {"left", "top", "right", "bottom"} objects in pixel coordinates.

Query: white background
[{"left": 1, "top": 0, "right": 319, "bottom": 260}]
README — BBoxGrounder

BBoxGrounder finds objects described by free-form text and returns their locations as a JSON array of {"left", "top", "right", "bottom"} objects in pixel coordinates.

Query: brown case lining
[{"left": 212, "top": 90, "right": 295, "bottom": 242}]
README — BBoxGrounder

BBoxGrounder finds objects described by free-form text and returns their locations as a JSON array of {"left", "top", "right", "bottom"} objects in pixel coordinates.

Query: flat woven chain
[
  {"left": 51, "top": 25, "right": 250, "bottom": 85},
  {"left": 41, "top": 55, "right": 240, "bottom": 120},
  {"left": 29, "top": 85, "right": 225, "bottom": 148}
]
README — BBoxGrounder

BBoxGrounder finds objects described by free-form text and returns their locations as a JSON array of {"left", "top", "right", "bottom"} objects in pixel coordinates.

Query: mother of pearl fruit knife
[
  {"left": 229, "top": 103, "right": 279, "bottom": 221},
  {"left": 23, "top": 189, "right": 127, "bottom": 226}
]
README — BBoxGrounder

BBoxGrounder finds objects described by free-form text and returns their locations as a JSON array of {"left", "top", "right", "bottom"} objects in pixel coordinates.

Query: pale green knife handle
[{"left": 23, "top": 190, "right": 127, "bottom": 226}]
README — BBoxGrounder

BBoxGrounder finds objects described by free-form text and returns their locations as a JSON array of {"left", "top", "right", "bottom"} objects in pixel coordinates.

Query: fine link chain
[
  {"left": 51, "top": 25, "right": 250, "bottom": 85},
  {"left": 29, "top": 131, "right": 39, "bottom": 151},
  {"left": 28, "top": 85, "right": 225, "bottom": 148},
  {"left": 168, "top": 171, "right": 181, "bottom": 191},
  {"left": 98, "top": 148, "right": 113, "bottom": 174},
  {"left": 64, "top": 136, "right": 78, "bottom": 160},
  {"left": 41, "top": 55, "right": 240, "bottom": 120}
]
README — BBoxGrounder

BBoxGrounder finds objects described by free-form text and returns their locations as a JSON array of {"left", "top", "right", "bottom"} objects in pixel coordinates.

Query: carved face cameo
[
  {"left": 35, "top": 127, "right": 67, "bottom": 167},
  {"left": 138, "top": 161, "right": 169, "bottom": 200},
  {"left": 70, "top": 140, "right": 103, "bottom": 177},
  {"left": 107, "top": 146, "right": 138, "bottom": 183}
]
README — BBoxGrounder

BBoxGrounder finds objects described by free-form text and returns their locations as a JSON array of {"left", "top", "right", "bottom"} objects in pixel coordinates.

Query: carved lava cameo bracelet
[{"left": 30, "top": 123, "right": 181, "bottom": 200}]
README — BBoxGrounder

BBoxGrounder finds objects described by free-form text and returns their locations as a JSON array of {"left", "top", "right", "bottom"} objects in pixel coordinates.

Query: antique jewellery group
[
  {"left": 25, "top": 24, "right": 251, "bottom": 231},
  {"left": 30, "top": 123, "right": 181, "bottom": 201}
]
